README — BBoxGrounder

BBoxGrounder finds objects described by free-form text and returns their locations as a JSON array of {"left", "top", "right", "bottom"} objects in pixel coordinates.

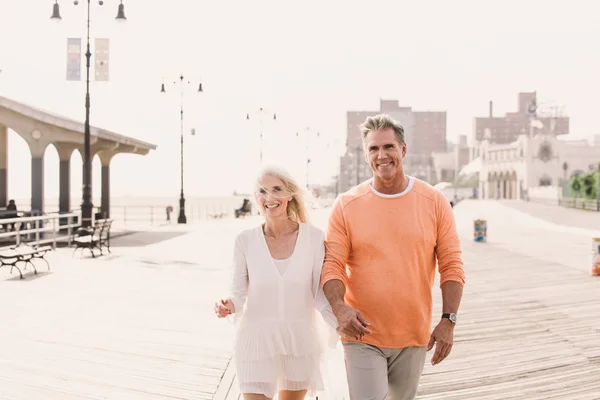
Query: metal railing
[
  {"left": 558, "top": 197, "right": 600, "bottom": 211},
  {"left": 0, "top": 212, "right": 81, "bottom": 249},
  {"left": 13, "top": 202, "right": 246, "bottom": 228},
  {"left": 108, "top": 204, "right": 241, "bottom": 226}
]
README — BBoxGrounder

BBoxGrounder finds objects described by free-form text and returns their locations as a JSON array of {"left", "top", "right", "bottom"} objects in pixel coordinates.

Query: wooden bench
[
  {"left": 72, "top": 219, "right": 113, "bottom": 258},
  {"left": 0, "top": 243, "right": 52, "bottom": 279}
]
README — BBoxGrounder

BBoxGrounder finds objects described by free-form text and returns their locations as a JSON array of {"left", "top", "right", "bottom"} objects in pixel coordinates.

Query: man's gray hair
[{"left": 360, "top": 114, "right": 405, "bottom": 145}]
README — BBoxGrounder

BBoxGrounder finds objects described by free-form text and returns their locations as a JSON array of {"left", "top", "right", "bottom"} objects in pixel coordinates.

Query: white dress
[{"left": 228, "top": 222, "right": 338, "bottom": 398}]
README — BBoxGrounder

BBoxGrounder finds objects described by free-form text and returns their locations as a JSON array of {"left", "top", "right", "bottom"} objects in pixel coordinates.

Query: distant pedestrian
[
  {"left": 3, "top": 199, "right": 18, "bottom": 231},
  {"left": 166, "top": 205, "right": 173, "bottom": 223}
]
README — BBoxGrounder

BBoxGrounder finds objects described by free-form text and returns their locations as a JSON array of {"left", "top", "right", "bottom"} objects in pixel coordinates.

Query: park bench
[
  {"left": 72, "top": 219, "right": 113, "bottom": 258},
  {"left": 0, "top": 243, "right": 52, "bottom": 279}
]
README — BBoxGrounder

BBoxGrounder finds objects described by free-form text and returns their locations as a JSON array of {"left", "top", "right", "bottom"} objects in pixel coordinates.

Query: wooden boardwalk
[
  {"left": 216, "top": 201, "right": 600, "bottom": 399},
  {"left": 0, "top": 220, "right": 255, "bottom": 400},
  {"left": 1, "top": 202, "right": 599, "bottom": 399}
]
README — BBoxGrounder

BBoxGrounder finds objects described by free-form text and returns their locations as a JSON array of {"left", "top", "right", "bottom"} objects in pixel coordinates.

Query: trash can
[
  {"left": 592, "top": 237, "right": 600, "bottom": 276},
  {"left": 474, "top": 219, "right": 487, "bottom": 242}
]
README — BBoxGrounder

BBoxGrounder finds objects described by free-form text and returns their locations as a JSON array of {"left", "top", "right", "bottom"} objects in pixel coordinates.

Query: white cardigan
[{"left": 228, "top": 222, "right": 338, "bottom": 361}]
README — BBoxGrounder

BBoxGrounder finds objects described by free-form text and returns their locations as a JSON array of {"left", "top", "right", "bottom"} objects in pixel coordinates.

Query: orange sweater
[{"left": 321, "top": 178, "right": 465, "bottom": 348}]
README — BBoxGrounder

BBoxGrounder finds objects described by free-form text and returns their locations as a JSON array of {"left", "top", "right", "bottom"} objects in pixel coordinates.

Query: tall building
[
  {"left": 338, "top": 100, "right": 447, "bottom": 193},
  {"left": 473, "top": 92, "right": 569, "bottom": 144}
]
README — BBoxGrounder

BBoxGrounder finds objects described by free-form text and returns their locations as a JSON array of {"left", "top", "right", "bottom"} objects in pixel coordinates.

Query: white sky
[{"left": 1, "top": 0, "right": 599, "bottom": 199}]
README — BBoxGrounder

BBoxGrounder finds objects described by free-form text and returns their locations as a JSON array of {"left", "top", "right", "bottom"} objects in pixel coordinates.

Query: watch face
[{"left": 449, "top": 313, "right": 457, "bottom": 323}]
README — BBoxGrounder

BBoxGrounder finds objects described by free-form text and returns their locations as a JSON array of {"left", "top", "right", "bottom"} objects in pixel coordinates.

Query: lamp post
[
  {"left": 295, "top": 127, "right": 320, "bottom": 189},
  {"left": 527, "top": 91, "right": 542, "bottom": 139},
  {"left": 246, "top": 107, "right": 276, "bottom": 167},
  {"left": 560, "top": 161, "right": 568, "bottom": 205},
  {"left": 51, "top": 0, "right": 127, "bottom": 228},
  {"left": 160, "top": 75, "right": 203, "bottom": 224}
]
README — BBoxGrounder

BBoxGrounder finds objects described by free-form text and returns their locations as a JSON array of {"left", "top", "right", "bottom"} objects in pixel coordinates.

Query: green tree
[{"left": 582, "top": 171, "right": 598, "bottom": 200}]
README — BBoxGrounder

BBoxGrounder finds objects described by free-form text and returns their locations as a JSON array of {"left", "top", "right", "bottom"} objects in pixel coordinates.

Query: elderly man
[{"left": 322, "top": 114, "right": 465, "bottom": 400}]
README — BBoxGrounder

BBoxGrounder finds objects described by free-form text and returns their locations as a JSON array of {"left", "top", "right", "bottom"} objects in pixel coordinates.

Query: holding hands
[
  {"left": 333, "top": 303, "right": 371, "bottom": 340},
  {"left": 214, "top": 298, "right": 234, "bottom": 318}
]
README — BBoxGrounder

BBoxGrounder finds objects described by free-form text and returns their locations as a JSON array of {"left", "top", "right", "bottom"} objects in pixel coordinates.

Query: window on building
[{"left": 539, "top": 176, "right": 552, "bottom": 186}]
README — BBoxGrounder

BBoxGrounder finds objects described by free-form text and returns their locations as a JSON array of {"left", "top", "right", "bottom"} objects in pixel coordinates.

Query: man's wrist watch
[{"left": 442, "top": 313, "right": 457, "bottom": 324}]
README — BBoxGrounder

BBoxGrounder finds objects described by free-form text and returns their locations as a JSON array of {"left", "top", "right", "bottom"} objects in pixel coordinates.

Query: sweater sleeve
[
  {"left": 312, "top": 229, "right": 339, "bottom": 330},
  {"left": 229, "top": 235, "right": 249, "bottom": 314},
  {"left": 435, "top": 192, "right": 465, "bottom": 287},
  {"left": 321, "top": 197, "right": 350, "bottom": 287}
]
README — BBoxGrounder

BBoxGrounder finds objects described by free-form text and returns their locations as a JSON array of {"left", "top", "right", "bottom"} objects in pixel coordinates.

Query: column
[
  {"left": 59, "top": 159, "right": 70, "bottom": 213},
  {"left": 0, "top": 124, "right": 7, "bottom": 208},
  {"left": 97, "top": 150, "right": 115, "bottom": 219},
  {"left": 31, "top": 156, "right": 44, "bottom": 215},
  {"left": 27, "top": 138, "right": 49, "bottom": 216},
  {"left": 101, "top": 164, "right": 110, "bottom": 218},
  {"left": 54, "top": 144, "right": 77, "bottom": 214}
]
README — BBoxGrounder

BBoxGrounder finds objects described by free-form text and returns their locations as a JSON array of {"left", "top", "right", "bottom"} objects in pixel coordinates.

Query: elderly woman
[{"left": 214, "top": 166, "right": 337, "bottom": 400}]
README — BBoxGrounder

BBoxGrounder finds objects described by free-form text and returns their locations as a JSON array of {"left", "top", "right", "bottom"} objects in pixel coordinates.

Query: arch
[
  {"left": 539, "top": 174, "right": 553, "bottom": 187},
  {"left": 92, "top": 153, "right": 102, "bottom": 206},
  {"left": 43, "top": 143, "right": 60, "bottom": 212},
  {"left": 70, "top": 149, "right": 83, "bottom": 210},
  {"left": 510, "top": 171, "right": 518, "bottom": 199},
  {"left": 5, "top": 127, "right": 30, "bottom": 208},
  {"left": 500, "top": 172, "right": 508, "bottom": 199}
]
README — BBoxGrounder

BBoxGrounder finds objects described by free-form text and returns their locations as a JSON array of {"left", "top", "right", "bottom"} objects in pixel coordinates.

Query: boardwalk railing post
[
  {"left": 35, "top": 219, "right": 40, "bottom": 246},
  {"left": 52, "top": 217, "right": 57, "bottom": 249}
]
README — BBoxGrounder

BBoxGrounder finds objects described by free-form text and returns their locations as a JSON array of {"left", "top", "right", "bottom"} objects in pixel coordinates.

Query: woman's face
[{"left": 256, "top": 175, "right": 293, "bottom": 219}]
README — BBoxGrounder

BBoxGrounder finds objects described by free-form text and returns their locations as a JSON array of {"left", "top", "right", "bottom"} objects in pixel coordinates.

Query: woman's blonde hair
[{"left": 255, "top": 165, "right": 309, "bottom": 223}]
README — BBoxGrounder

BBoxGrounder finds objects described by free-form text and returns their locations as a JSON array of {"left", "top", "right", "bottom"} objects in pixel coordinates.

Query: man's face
[{"left": 364, "top": 128, "right": 406, "bottom": 181}]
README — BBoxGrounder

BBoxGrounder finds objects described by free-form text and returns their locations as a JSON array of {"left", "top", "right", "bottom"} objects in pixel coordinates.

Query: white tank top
[{"left": 272, "top": 257, "right": 291, "bottom": 276}]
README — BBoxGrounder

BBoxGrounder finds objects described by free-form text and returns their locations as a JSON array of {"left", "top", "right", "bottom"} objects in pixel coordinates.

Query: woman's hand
[{"left": 214, "top": 298, "right": 234, "bottom": 318}]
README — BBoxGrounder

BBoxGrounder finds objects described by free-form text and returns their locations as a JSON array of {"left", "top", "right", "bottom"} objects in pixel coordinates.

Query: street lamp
[
  {"left": 51, "top": 0, "right": 127, "bottom": 228},
  {"left": 295, "top": 127, "right": 320, "bottom": 188},
  {"left": 560, "top": 161, "right": 568, "bottom": 204},
  {"left": 246, "top": 107, "right": 276, "bottom": 167},
  {"left": 160, "top": 75, "right": 203, "bottom": 224}
]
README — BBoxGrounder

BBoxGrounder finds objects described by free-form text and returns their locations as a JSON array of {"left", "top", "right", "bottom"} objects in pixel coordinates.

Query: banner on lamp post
[{"left": 66, "top": 38, "right": 81, "bottom": 81}]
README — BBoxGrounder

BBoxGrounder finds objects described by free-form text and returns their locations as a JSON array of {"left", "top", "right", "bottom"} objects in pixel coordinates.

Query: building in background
[
  {"left": 473, "top": 92, "right": 569, "bottom": 144},
  {"left": 476, "top": 133, "right": 600, "bottom": 201},
  {"left": 338, "top": 99, "right": 447, "bottom": 193},
  {"left": 431, "top": 134, "right": 471, "bottom": 184}
]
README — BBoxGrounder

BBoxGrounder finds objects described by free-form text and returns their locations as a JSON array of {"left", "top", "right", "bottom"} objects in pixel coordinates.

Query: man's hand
[
  {"left": 427, "top": 319, "right": 454, "bottom": 365},
  {"left": 333, "top": 303, "right": 371, "bottom": 340}
]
